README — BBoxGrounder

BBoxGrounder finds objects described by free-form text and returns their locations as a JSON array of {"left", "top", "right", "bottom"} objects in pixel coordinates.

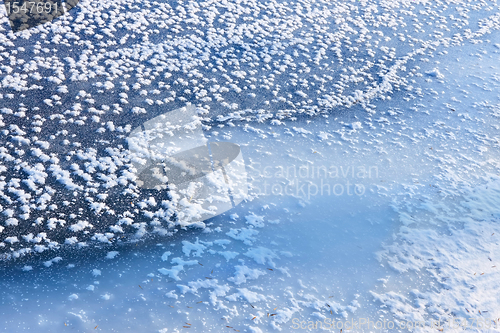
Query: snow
[
  {"left": 101, "top": 293, "right": 111, "bottom": 300},
  {"left": 228, "top": 265, "right": 267, "bottom": 286},
  {"left": 218, "top": 251, "right": 239, "bottom": 262},
  {"left": 161, "top": 251, "right": 172, "bottom": 261},
  {"left": 105, "top": 251, "right": 119, "bottom": 259},
  {"left": 244, "top": 247, "right": 279, "bottom": 267},
  {"left": 181, "top": 239, "right": 208, "bottom": 257},
  {"left": 1, "top": 0, "right": 500, "bottom": 332},
  {"left": 158, "top": 257, "right": 200, "bottom": 281}
]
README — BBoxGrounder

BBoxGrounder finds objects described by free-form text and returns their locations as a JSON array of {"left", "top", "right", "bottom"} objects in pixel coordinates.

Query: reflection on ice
[{"left": 127, "top": 105, "right": 248, "bottom": 225}]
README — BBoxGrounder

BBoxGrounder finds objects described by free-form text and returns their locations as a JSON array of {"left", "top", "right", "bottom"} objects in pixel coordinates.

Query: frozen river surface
[{"left": 1, "top": 0, "right": 500, "bottom": 332}]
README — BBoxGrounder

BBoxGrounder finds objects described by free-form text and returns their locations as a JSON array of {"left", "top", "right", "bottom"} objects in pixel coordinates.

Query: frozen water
[{"left": 1, "top": 0, "right": 500, "bottom": 332}]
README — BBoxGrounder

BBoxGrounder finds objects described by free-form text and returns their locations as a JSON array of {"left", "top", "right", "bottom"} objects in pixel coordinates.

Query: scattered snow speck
[
  {"left": 228, "top": 265, "right": 266, "bottom": 285},
  {"left": 105, "top": 251, "right": 119, "bottom": 259},
  {"left": 245, "top": 214, "right": 265, "bottom": 228},
  {"left": 218, "top": 251, "right": 239, "bottom": 262},
  {"left": 161, "top": 251, "right": 172, "bottom": 261},
  {"left": 425, "top": 68, "right": 445, "bottom": 79},
  {"left": 165, "top": 290, "right": 178, "bottom": 299},
  {"left": 348, "top": 122, "right": 363, "bottom": 131},
  {"left": 226, "top": 288, "right": 267, "bottom": 303},
  {"left": 248, "top": 327, "right": 263, "bottom": 333},
  {"left": 182, "top": 239, "right": 207, "bottom": 257},
  {"left": 244, "top": 247, "right": 278, "bottom": 267}
]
